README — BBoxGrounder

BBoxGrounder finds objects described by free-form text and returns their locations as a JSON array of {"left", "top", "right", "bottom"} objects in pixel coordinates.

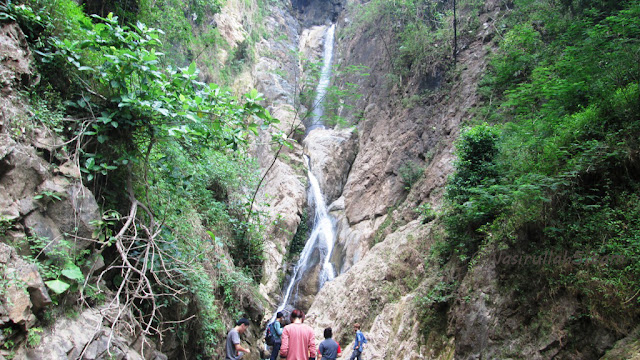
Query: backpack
[{"left": 265, "top": 322, "right": 276, "bottom": 346}]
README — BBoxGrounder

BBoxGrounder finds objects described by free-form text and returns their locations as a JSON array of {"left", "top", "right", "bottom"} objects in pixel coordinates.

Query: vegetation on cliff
[
  {"left": 439, "top": 0, "right": 640, "bottom": 340},
  {"left": 342, "top": 0, "right": 639, "bottom": 354},
  {"left": 0, "top": 0, "right": 282, "bottom": 357}
]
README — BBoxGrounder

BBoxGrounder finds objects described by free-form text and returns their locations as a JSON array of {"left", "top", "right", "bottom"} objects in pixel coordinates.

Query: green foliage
[
  {"left": 186, "top": 265, "right": 226, "bottom": 355},
  {"left": 346, "top": 0, "right": 482, "bottom": 77},
  {"left": 288, "top": 210, "right": 309, "bottom": 260},
  {"left": 398, "top": 161, "right": 424, "bottom": 191},
  {"left": 33, "top": 190, "right": 65, "bottom": 202},
  {"left": 414, "top": 203, "right": 437, "bottom": 223},
  {"left": 26, "top": 234, "right": 87, "bottom": 299},
  {"left": 136, "top": 0, "right": 223, "bottom": 65},
  {"left": 48, "top": 13, "right": 277, "bottom": 182},
  {"left": 442, "top": 123, "right": 505, "bottom": 261},
  {"left": 481, "top": 23, "right": 543, "bottom": 95},
  {"left": 416, "top": 281, "right": 455, "bottom": 346},
  {"left": 2, "top": 327, "right": 16, "bottom": 350},
  {"left": 7, "top": 0, "right": 276, "bottom": 357},
  {"left": 0, "top": 216, "right": 17, "bottom": 238},
  {"left": 444, "top": 0, "right": 640, "bottom": 325}
]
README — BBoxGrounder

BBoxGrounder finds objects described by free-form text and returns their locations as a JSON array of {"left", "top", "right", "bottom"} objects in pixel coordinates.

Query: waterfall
[
  {"left": 307, "top": 23, "right": 336, "bottom": 132},
  {"left": 276, "top": 155, "right": 336, "bottom": 314},
  {"left": 267, "top": 24, "right": 337, "bottom": 326}
]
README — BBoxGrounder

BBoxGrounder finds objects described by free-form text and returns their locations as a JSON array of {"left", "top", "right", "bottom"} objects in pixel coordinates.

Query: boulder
[
  {"left": 23, "top": 211, "right": 64, "bottom": 254},
  {"left": 0, "top": 243, "right": 51, "bottom": 328},
  {"left": 0, "top": 23, "right": 33, "bottom": 91},
  {"left": 46, "top": 181, "right": 100, "bottom": 250},
  {"left": 303, "top": 127, "right": 357, "bottom": 204},
  {"left": 307, "top": 220, "right": 434, "bottom": 357},
  {"left": 0, "top": 141, "right": 49, "bottom": 202},
  {"left": 31, "top": 127, "right": 66, "bottom": 159},
  {"left": 16, "top": 306, "right": 164, "bottom": 360}
]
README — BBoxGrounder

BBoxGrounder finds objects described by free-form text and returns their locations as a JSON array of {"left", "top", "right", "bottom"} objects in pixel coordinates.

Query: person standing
[
  {"left": 270, "top": 312, "right": 284, "bottom": 360},
  {"left": 349, "top": 323, "right": 367, "bottom": 360},
  {"left": 226, "top": 318, "right": 251, "bottom": 360},
  {"left": 318, "top": 327, "right": 341, "bottom": 360},
  {"left": 279, "top": 309, "right": 317, "bottom": 360}
]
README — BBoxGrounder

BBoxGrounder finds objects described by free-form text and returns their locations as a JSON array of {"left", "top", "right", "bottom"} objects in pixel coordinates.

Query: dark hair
[
  {"left": 276, "top": 312, "right": 283, "bottom": 319},
  {"left": 290, "top": 309, "right": 305, "bottom": 322},
  {"left": 236, "top": 318, "right": 250, "bottom": 326},
  {"left": 324, "top": 327, "right": 333, "bottom": 339},
  {"left": 354, "top": 323, "right": 361, "bottom": 330}
]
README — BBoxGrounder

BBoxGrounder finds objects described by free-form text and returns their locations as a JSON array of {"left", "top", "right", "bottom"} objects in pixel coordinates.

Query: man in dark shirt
[
  {"left": 318, "top": 327, "right": 341, "bottom": 360},
  {"left": 269, "top": 312, "right": 284, "bottom": 360}
]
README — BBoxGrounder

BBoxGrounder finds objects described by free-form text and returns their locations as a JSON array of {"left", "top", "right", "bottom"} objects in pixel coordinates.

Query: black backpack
[{"left": 265, "top": 322, "right": 275, "bottom": 346}]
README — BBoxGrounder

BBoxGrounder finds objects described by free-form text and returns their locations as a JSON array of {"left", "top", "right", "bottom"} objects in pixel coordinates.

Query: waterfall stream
[
  {"left": 307, "top": 23, "right": 336, "bottom": 132},
  {"left": 275, "top": 24, "right": 337, "bottom": 316},
  {"left": 276, "top": 155, "right": 336, "bottom": 314}
]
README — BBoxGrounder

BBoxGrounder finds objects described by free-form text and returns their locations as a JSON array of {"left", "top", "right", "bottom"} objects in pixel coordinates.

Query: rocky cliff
[
  {"left": 0, "top": 22, "right": 170, "bottom": 359},
  {"left": 246, "top": 0, "right": 640, "bottom": 359},
  {"left": 2, "top": 0, "right": 638, "bottom": 358}
]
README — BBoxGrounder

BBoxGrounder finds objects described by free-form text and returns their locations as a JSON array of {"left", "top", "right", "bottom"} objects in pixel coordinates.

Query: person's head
[
  {"left": 290, "top": 309, "right": 305, "bottom": 323},
  {"left": 324, "top": 327, "right": 333, "bottom": 339},
  {"left": 353, "top": 323, "right": 361, "bottom": 332},
  {"left": 276, "top": 311, "right": 283, "bottom": 320},
  {"left": 236, "top": 318, "right": 250, "bottom": 333}
]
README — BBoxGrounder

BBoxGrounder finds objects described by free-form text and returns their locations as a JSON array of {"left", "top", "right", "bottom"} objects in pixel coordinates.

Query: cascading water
[
  {"left": 273, "top": 25, "right": 338, "bottom": 317},
  {"left": 276, "top": 155, "right": 336, "bottom": 314},
  {"left": 307, "top": 23, "right": 336, "bottom": 132}
]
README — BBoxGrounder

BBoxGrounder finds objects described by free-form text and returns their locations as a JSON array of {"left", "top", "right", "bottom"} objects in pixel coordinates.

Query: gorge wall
[
  {"left": 1, "top": 0, "right": 638, "bottom": 358},
  {"left": 246, "top": 0, "right": 640, "bottom": 359}
]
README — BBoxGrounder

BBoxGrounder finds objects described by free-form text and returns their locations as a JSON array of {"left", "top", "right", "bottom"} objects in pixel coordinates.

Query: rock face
[
  {"left": 12, "top": 306, "right": 165, "bottom": 360},
  {"left": 245, "top": 4, "right": 309, "bottom": 306},
  {"left": 1, "top": 134, "right": 101, "bottom": 255},
  {"left": 303, "top": 127, "right": 357, "bottom": 204},
  {"left": 291, "top": 0, "right": 638, "bottom": 358},
  {"left": 0, "top": 243, "right": 51, "bottom": 329},
  {"left": 0, "top": 23, "right": 33, "bottom": 92},
  {"left": 306, "top": 220, "right": 448, "bottom": 359},
  {"left": 0, "top": 22, "right": 168, "bottom": 359},
  {"left": 291, "top": 0, "right": 343, "bottom": 27}
]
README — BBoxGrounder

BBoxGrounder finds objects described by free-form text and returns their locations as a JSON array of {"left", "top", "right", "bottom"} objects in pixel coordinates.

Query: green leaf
[
  {"left": 187, "top": 62, "right": 197, "bottom": 75},
  {"left": 61, "top": 263, "right": 85, "bottom": 283},
  {"left": 45, "top": 279, "right": 70, "bottom": 295}
]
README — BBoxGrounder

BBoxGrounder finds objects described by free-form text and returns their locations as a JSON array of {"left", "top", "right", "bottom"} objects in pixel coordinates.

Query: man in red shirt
[{"left": 279, "top": 309, "right": 317, "bottom": 360}]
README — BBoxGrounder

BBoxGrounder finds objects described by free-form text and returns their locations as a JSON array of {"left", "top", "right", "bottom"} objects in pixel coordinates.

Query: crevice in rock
[
  {"left": 291, "top": 0, "right": 343, "bottom": 27},
  {"left": 0, "top": 155, "right": 14, "bottom": 179}
]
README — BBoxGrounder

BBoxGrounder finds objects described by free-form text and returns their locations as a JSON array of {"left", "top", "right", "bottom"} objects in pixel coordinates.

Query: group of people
[{"left": 225, "top": 309, "right": 368, "bottom": 360}]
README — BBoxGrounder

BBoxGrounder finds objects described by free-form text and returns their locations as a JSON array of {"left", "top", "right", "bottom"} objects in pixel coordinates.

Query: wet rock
[{"left": 291, "top": 0, "right": 343, "bottom": 27}]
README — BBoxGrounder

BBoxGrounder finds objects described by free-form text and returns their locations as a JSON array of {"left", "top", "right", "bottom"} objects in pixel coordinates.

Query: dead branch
[{"left": 76, "top": 171, "right": 196, "bottom": 358}]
